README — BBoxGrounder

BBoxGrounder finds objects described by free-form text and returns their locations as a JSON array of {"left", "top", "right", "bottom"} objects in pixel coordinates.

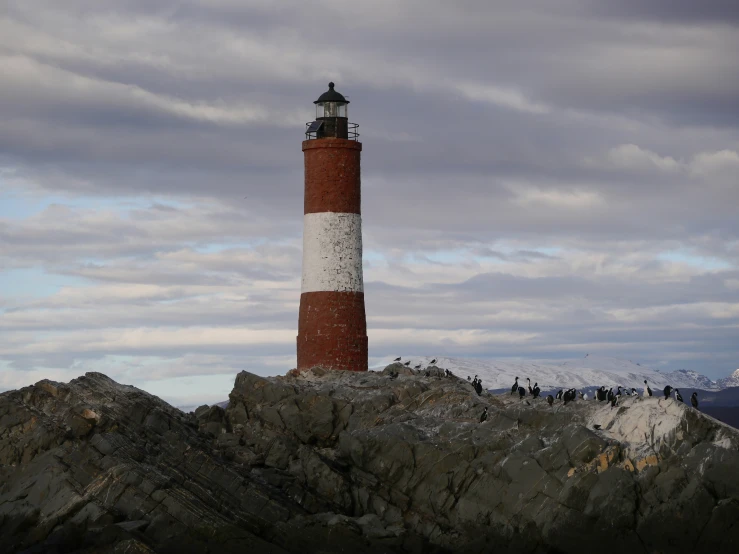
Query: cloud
[{"left": 0, "top": 0, "right": 738, "bottom": 403}]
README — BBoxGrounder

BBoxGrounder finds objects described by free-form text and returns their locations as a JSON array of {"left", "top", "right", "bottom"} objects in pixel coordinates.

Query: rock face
[{"left": 2, "top": 369, "right": 739, "bottom": 553}]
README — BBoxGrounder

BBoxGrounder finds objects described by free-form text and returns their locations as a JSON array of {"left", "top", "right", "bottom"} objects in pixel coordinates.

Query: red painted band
[
  {"left": 303, "top": 139, "right": 362, "bottom": 215},
  {"left": 297, "top": 291, "right": 368, "bottom": 372}
]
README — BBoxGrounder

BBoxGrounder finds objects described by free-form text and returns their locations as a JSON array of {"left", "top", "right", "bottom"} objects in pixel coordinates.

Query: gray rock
[{"left": 2, "top": 368, "right": 739, "bottom": 553}]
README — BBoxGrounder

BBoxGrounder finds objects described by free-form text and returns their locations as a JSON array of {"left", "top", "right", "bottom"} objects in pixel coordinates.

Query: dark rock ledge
[{"left": 1, "top": 365, "right": 739, "bottom": 553}]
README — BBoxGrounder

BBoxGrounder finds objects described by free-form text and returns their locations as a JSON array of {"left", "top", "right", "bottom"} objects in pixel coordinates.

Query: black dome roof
[{"left": 314, "top": 82, "right": 349, "bottom": 104}]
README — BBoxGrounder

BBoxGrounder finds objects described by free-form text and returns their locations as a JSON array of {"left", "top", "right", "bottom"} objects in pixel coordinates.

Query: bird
[
  {"left": 467, "top": 376, "right": 471, "bottom": 381},
  {"left": 479, "top": 407, "right": 488, "bottom": 423},
  {"left": 606, "top": 388, "right": 614, "bottom": 403},
  {"left": 691, "top": 392, "right": 699, "bottom": 409},
  {"left": 388, "top": 372, "right": 398, "bottom": 380},
  {"left": 404, "top": 361, "right": 411, "bottom": 367},
  {"left": 610, "top": 395, "right": 618, "bottom": 408},
  {"left": 511, "top": 377, "right": 519, "bottom": 395},
  {"left": 518, "top": 386, "right": 526, "bottom": 399},
  {"left": 596, "top": 386, "right": 607, "bottom": 402},
  {"left": 593, "top": 424, "right": 602, "bottom": 430},
  {"left": 546, "top": 395, "right": 554, "bottom": 406},
  {"left": 393, "top": 357, "right": 401, "bottom": 362},
  {"left": 475, "top": 380, "right": 483, "bottom": 396},
  {"left": 430, "top": 359, "right": 437, "bottom": 365},
  {"left": 616, "top": 386, "right": 622, "bottom": 397},
  {"left": 663, "top": 385, "right": 673, "bottom": 400},
  {"left": 563, "top": 389, "right": 576, "bottom": 405},
  {"left": 414, "top": 364, "right": 422, "bottom": 370},
  {"left": 644, "top": 380, "right": 653, "bottom": 397},
  {"left": 630, "top": 388, "right": 637, "bottom": 396},
  {"left": 675, "top": 389, "right": 683, "bottom": 402},
  {"left": 532, "top": 383, "right": 541, "bottom": 398},
  {"left": 527, "top": 378, "right": 533, "bottom": 395},
  {"left": 555, "top": 389, "right": 563, "bottom": 401}
]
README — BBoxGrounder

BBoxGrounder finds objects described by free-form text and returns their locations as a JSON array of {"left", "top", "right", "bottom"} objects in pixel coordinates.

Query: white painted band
[{"left": 301, "top": 212, "right": 364, "bottom": 293}]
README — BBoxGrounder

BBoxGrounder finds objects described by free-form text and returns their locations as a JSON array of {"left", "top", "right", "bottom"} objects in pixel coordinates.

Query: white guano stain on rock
[{"left": 301, "top": 212, "right": 363, "bottom": 293}]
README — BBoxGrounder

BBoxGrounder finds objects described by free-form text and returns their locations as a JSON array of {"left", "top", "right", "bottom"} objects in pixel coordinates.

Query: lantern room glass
[{"left": 316, "top": 101, "right": 347, "bottom": 119}]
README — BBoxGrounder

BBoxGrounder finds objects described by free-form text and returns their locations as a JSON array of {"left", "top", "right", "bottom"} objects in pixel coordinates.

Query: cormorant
[
  {"left": 675, "top": 389, "right": 683, "bottom": 402},
  {"left": 596, "top": 386, "right": 607, "bottom": 401},
  {"left": 414, "top": 364, "right": 422, "bottom": 370},
  {"left": 691, "top": 392, "right": 699, "bottom": 409},
  {"left": 563, "top": 389, "right": 576, "bottom": 405},
  {"left": 393, "top": 357, "right": 401, "bottom": 362},
  {"left": 518, "top": 386, "right": 526, "bottom": 399},
  {"left": 631, "top": 387, "right": 637, "bottom": 396},
  {"left": 479, "top": 407, "right": 488, "bottom": 423},
  {"left": 527, "top": 377, "right": 533, "bottom": 395},
  {"left": 404, "top": 361, "right": 411, "bottom": 367},
  {"left": 606, "top": 388, "right": 614, "bottom": 403},
  {"left": 610, "top": 395, "right": 618, "bottom": 408},
  {"left": 644, "top": 380, "right": 652, "bottom": 397},
  {"left": 555, "top": 389, "right": 563, "bottom": 401},
  {"left": 430, "top": 359, "right": 437, "bottom": 365},
  {"left": 467, "top": 376, "right": 471, "bottom": 381},
  {"left": 546, "top": 395, "right": 554, "bottom": 406},
  {"left": 616, "top": 386, "right": 622, "bottom": 397},
  {"left": 663, "top": 385, "right": 673, "bottom": 399},
  {"left": 511, "top": 376, "right": 519, "bottom": 395},
  {"left": 532, "top": 383, "right": 541, "bottom": 398}
]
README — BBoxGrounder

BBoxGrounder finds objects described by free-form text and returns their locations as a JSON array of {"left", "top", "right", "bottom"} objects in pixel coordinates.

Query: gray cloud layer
[{"left": 1, "top": 0, "right": 737, "bottom": 403}]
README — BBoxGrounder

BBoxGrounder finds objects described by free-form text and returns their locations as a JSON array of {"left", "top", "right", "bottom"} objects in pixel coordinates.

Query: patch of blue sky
[
  {"left": 657, "top": 250, "right": 733, "bottom": 271},
  {"left": 0, "top": 268, "right": 88, "bottom": 299},
  {"left": 196, "top": 240, "right": 268, "bottom": 253},
  {"left": 0, "top": 182, "right": 189, "bottom": 220}
]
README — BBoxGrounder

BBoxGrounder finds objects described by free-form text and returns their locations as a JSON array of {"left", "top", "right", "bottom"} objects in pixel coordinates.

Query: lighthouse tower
[{"left": 297, "top": 83, "right": 368, "bottom": 372}]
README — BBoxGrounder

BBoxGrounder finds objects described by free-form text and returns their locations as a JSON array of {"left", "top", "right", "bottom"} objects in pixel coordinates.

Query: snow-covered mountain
[
  {"left": 374, "top": 355, "right": 723, "bottom": 391},
  {"left": 717, "top": 370, "right": 739, "bottom": 389}
]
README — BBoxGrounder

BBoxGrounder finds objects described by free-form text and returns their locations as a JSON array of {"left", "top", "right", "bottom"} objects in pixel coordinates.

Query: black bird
[
  {"left": 527, "top": 378, "right": 533, "bottom": 395},
  {"left": 593, "top": 424, "right": 602, "bottom": 430},
  {"left": 691, "top": 392, "right": 699, "bottom": 409},
  {"left": 663, "top": 385, "right": 673, "bottom": 400},
  {"left": 606, "top": 388, "right": 614, "bottom": 403},
  {"left": 563, "top": 389, "right": 576, "bottom": 405},
  {"left": 675, "top": 389, "right": 683, "bottom": 402},
  {"left": 475, "top": 380, "right": 483, "bottom": 396},
  {"left": 546, "top": 395, "right": 554, "bottom": 406},
  {"left": 532, "top": 383, "right": 541, "bottom": 398},
  {"left": 644, "top": 380, "right": 653, "bottom": 397},
  {"left": 596, "top": 386, "right": 607, "bottom": 401},
  {"left": 555, "top": 389, "right": 563, "bottom": 401},
  {"left": 616, "top": 386, "right": 622, "bottom": 397},
  {"left": 518, "top": 386, "right": 526, "bottom": 399},
  {"left": 511, "top": 376, "right": 519, "bottom": 395},
  {"left": 610, "top": 395, "right": 618, "bottom": 408},
  {"left": 393, "top": 357, "right": 401, "bottom": 362},
  {"left": 430, "top": 359, "right": 437, "bottom": 365},
  {"left": 467, "top": 376, "right": 471, "bottom": 381},
  {"left": 404, "top": 361, "right": 411, "bottom": 367},
  {"left": 479, "top": 407, "right": 488, "bottom": 423},
  {"left": 388, "top": 372, "right": 398, "bottom": 380},
  {"left": 414, "top": 364, "right": 422, "bottom": 370},
  {"left": 630, "top": 388, "right": 637, "bottom": 397}
]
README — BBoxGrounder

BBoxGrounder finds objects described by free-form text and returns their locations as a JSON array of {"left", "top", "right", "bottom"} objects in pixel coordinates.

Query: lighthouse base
[{"left": 297, "top": 291, "right": 368, "bottom": 372}]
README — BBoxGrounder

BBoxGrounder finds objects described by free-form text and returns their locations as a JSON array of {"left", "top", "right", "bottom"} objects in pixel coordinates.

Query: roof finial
[{"left": 328, "top": 82, "right": 335, "bottom": 89}]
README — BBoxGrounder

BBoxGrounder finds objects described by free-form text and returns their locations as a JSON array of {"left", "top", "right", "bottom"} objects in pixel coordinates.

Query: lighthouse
[{"left": 297, "top": 83, "right": 368, "bottom": 372}]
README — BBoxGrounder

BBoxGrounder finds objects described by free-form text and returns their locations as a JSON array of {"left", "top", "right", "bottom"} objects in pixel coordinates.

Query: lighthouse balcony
[{"left": 305, "top": 120, "right": 359, "bottom": 141}]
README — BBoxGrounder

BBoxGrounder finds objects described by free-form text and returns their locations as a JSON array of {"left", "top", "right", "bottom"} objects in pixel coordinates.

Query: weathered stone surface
[{"left": 2, "top": 369, "right": 738, "bottom": 553}]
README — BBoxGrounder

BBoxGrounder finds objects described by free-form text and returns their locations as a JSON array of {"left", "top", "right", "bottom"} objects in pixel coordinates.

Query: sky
[{"left": 1, "top": 0, "right": 738, "bottom": 406}]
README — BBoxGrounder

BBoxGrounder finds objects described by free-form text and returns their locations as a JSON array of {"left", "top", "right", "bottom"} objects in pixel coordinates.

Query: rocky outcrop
[{"left": 2, "top": 368, "right": 739, "bottom": 553}]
